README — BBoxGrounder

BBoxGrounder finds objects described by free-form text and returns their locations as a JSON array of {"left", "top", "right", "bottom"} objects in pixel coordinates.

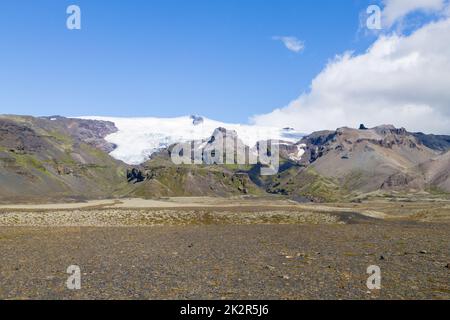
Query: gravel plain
[{"left": 0, "top": 201, "right": 449, "bottom": 300}]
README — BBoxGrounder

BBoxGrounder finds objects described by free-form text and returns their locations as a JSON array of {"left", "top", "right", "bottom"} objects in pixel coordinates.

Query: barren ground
[{"left": 0, "top": 198, "right": 449, "bottom": 300}]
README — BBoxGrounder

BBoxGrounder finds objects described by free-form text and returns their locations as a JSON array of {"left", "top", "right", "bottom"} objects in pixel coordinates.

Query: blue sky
[{"left": 0, "top": 0, "right": 442, "bottom": 126}]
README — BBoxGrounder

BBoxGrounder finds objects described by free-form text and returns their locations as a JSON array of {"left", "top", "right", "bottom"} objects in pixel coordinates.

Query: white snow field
[{"left": 79, "top": 116, "right": 304, "bottom": 165}]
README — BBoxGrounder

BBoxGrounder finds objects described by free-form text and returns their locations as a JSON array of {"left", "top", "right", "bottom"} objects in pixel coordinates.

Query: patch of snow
[
  {"left": 77, "top": 116, "right": 304, "bottom": 165},
  {"left": 289, "top": 144, "right": 307, "bottom": 162}
]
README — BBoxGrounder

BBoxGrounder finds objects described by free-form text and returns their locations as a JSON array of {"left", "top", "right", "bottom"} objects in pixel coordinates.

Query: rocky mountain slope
[
  {"left": 1, "top": 115, "right": 449, "bottom": 203},
  {"left": 123, "top": 127, "right": 267, "bottom": 198},
  {"left": 80, "top": 115, "right": 304, "bottom": 165},
  {"left": 0, "top": 115, "right": 129, "bottom": 203},
  {"left": 0, "top": 116, "right": 267, "bottom": 202},
  {"left": 413, "top": 150, "right": 450, "bottom": 192},
  {"left": 265, "top": 125, "right": 450, "bottom": 201}
]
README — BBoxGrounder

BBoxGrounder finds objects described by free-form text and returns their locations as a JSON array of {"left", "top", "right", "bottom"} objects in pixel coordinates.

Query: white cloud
[
  {"left": 252, "top": 18, "right": 450, "bottom": 134},
  {"left": 382, "top": 0, "right": 448, "bottom": 27},
  {"left": 445, "top": 2, "right": 450, "bottom": 16},
  {"left": 273, "top": 36, "right": 305, "bottom": 53}
]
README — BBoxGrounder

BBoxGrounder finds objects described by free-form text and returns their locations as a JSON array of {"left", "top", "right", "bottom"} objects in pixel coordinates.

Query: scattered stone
[
  {"left": 445, "top": 263, "right": 449, "bottom": 269},
  {"left": 419, "top": 250, "right": 428, "bottom": 254},
  {"left": 265, "top": 265, "right": 276, "bottom": 271},
  {"left": 380, "top": 255, "right": 385, "bottom": 260},
  {"left": 285, "top": 256, "right": 294, "bottom": 259},
  {"left": 281, "top": 275, "right": 290, "bottom": 280}
]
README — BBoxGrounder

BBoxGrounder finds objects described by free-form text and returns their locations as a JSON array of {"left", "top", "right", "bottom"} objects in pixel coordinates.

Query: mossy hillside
[
  {"left": 127, "top": 164, "right": 263, "bottom": 197},
  {"left": 270, "top": 167, "right": 348, "bottom": 202},
  {"left": 426, "top": 186, "right": 450, "bottom": 196},
  {"left": 46, "top": 130, "right": 74, "bottom": 148},
  {"left": 4, "top": 152, "right": 48, "bottom": 175},
  {"left": 0, "top": 116, "right": 132, "bottom": 201}
]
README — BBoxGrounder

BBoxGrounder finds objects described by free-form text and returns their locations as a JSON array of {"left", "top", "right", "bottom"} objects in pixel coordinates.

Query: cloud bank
[
  {"left": 253, "top": 17, "right": 450, "bottom": 134},
  {"left": 382, "top": 0, "right": 448, "bottom": 27}
]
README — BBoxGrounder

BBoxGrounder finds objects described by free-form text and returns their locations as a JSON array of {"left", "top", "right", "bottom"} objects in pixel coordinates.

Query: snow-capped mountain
[{"left": 79, "top": 115, "right": 304, "bottom": 165}]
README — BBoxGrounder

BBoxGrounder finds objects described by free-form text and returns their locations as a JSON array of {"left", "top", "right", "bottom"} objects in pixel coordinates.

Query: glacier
[{"left": 78, "top": 115, "right": 304, "bottom": 165}]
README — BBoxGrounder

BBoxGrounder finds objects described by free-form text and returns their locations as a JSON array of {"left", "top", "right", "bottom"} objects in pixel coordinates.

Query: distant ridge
[
  {"left": 0, "top": 115, "right": 449, "bottom": 203},
  {"left": 79, "top": 115, "right": 305, "bottom": 165}
]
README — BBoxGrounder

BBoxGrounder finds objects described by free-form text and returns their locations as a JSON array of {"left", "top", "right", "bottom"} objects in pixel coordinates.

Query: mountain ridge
[
  {"left": 78, "top": 115, "right": 305, "bottom": 165},
  {"left": 1, "top": 115, "right": 449, "bottom": 203}
]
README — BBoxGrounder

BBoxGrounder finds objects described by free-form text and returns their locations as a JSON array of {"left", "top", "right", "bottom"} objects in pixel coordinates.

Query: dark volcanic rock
[
  {"left": 413, "top": 132, "right": 450, "bottom": 152},
  {"left": 359, "top": 124, "right": 368, "bottom": 130},
  {"left": 127, "top": 168, "right": 146, "bottom": 183}
]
